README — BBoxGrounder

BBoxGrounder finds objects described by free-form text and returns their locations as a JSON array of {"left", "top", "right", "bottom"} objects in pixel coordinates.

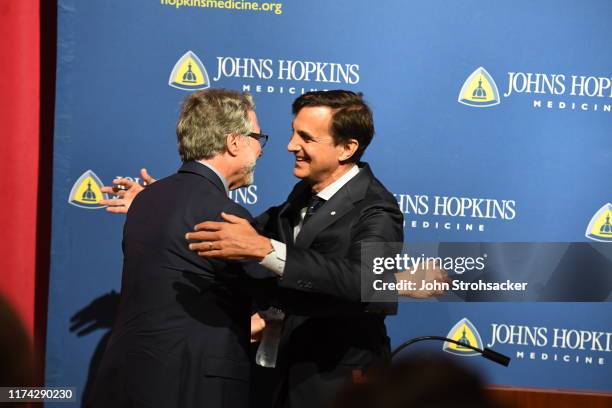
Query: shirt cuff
[{"left": 259, "top": 239, "right": 286, "bottom": 277}]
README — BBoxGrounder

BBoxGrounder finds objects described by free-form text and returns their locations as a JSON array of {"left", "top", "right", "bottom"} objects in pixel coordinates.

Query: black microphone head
[{"left": 482, "top": 348, "right": 511, "bottom": 367}]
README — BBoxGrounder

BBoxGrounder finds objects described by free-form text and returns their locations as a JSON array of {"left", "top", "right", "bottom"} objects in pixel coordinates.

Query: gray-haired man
[{"left": 88, "top": 89, "right": 269, "bottom": 408}]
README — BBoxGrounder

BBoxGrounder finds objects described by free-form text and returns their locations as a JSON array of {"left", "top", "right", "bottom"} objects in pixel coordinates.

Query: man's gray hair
[{"left": 176, "top": 89, "right": 255, "bottom": 162}]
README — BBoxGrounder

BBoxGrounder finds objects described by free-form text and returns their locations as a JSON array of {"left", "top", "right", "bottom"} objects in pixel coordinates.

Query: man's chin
[
  {"left": 293, "top": 168, "right": 308, "bottom": 180},
  {"left": 243, "top": 173, "right": 255, "bottom": 186},
  {"left": 241, "top": 164, "right": 256, "bottom": 185}
]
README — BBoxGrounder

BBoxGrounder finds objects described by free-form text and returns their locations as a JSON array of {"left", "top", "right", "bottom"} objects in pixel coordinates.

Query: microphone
[{"left": 391, "top": 336, "right": 511, "bottom": 367}]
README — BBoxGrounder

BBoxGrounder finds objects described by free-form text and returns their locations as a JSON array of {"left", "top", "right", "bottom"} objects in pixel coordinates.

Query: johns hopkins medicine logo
[
  {"left": 68, "top": 170, "right": 108, "bottom": 209},
  {"left": 441, "top": 318, "right": 609, "bottom": 368},
  {"left": 459, "top": 66, "right": 612, "bottom": 113},
  {"left": 169, "top": 51, "right": 211, "bottom": 91},
  {"left": 443, "top": 318, "right": 484, "bottom": 357},
  {"left": 585, "top": 203, "right": 612, "bottom": 242},
  {"left": 458, "top": 67, "right": 500, "bottom": 107},
  {"left": 168, "top": 49, "right": 360, "bottom": 95}
]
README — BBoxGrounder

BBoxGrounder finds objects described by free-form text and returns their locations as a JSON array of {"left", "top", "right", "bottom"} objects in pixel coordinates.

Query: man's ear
[
  {"left": 226, "top": 133, "right": 241, "bottom": 156},
  {"left": 339, "top": 139, "right": 359, "bottom": 162}
]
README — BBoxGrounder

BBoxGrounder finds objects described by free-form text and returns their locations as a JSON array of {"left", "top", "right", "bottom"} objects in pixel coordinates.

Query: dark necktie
[{"left": 302, "top": 194, "right": 325, "bottom": 225}]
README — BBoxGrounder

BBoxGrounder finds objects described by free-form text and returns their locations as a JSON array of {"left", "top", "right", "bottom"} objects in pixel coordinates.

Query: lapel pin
[{"left": 330, "top": 211, "right": 336, "bottom": 216}]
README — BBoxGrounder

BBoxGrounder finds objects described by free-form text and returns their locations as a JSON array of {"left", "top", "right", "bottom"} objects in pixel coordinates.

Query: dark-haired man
[{"left": 187, "top": 90, "right": 405, "bottom": 408}]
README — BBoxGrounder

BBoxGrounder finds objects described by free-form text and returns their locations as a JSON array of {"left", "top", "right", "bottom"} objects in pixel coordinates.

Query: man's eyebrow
[{"left": 297, "top": 129, "right": 314, "bottom": 141}]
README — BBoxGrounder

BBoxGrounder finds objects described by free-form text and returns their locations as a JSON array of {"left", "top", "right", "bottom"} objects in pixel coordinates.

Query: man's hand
[
  {"left": 185, "top": 213, "right": 273, "bottom": 260},
  {"left": 100, "top": 168, "right": 156, "bottom": 213},
  {"left": 250, "top": 313, "right": 266, "bottom": 343},
  {"left": 395, "top": 261, "right": 451, "bottom": 299}
]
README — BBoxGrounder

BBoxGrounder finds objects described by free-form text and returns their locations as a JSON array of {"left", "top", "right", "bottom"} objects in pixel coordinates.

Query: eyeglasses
[{"left": 247, "top": 132, "right": 268, "bottom": 148}]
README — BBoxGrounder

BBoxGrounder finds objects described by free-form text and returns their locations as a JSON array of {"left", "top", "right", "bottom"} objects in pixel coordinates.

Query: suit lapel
[
  {"left": 276, "top": 163, "right": 374, "bottom": 248},
  {"left": 275, "top": 201, "right": 294, "bottom": 245},
  {"left": 294, "top": 187, "right": 355, "bottom": 248},
  {"left": 294, "top": 163, "right": 373, "bottom": 248},
  {"left": 276, "top": 181, "right": 310, "bottom": 245}
]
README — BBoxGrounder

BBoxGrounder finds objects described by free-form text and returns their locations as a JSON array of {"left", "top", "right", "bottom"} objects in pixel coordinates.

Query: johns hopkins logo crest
[
  {"left": 458, "top": 67, "right": 500, "bottom": 107},
  {"left": 443, "top": 318, "right": 484, "bottom": 357},
  {"left": 585, "top": 203, "right": 612, "bottom": 242},
  {"left": 68, "top": 170, "right": 108, "bottom": 209},
  {"left": 169, "top": 51, "right": 211, "bottom": 91}
]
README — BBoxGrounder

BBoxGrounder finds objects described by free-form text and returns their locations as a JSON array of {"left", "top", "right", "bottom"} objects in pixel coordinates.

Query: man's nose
[{"left": 287, "top": 134, "right": 299, "bottom": 152}]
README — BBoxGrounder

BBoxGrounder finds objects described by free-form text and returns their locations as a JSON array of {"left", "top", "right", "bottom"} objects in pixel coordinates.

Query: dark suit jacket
[
  {"left": 88, "top": 162, "right": 257, "bottom": 408},
  {"left": 255, "top": 163, "right": 403, "bottom": 408}
]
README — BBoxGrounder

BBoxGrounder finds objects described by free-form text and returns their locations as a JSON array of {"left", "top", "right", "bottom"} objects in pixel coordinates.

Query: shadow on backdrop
[{"left": 69, "top": 290, "right": 120, "bottom": 406}]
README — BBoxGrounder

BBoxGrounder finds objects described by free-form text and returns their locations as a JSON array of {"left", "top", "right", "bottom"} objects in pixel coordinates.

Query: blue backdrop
[{"left": 47, "top": 0, "right": 612, "bottom": 404}]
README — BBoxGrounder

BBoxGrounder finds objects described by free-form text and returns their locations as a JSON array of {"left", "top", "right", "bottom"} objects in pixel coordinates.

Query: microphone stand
[{"left": 391, "top": 336, "right": 511, "bottom": 367}]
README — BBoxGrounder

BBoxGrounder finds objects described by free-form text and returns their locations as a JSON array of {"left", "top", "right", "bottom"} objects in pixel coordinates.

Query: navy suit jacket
[
  {"left": 254, "top": 162, "right": 403, "bottom": 408},
  {"left": 89, "top": 161, "right": 261, "bottom": 408}
]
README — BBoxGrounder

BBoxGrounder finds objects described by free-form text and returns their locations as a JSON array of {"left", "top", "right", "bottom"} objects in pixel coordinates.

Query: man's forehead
[{"left": 293, "top": 106, "right": 332, "bottom": 133}]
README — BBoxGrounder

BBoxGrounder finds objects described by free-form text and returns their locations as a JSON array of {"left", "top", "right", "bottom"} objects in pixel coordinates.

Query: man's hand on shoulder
[
  {"left": 186, "top": 212, "right": 273, "bottom": 260},
  {"left": 100, "top": 168, "right": 156, "bottom": 214}
]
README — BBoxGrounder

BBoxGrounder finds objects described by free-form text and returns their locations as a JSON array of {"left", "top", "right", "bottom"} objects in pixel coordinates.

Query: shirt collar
[
  {"left": 316, "top": 165, "right": 360, "bottom": 201},
  {"left": 197, "top": 160, "right": 229, "bottom": 195}
]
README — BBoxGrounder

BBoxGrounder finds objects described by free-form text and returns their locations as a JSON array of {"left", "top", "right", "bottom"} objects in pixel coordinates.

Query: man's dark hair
[{"left": 292, "top": 90, "right": 374, "bottom": 162}]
